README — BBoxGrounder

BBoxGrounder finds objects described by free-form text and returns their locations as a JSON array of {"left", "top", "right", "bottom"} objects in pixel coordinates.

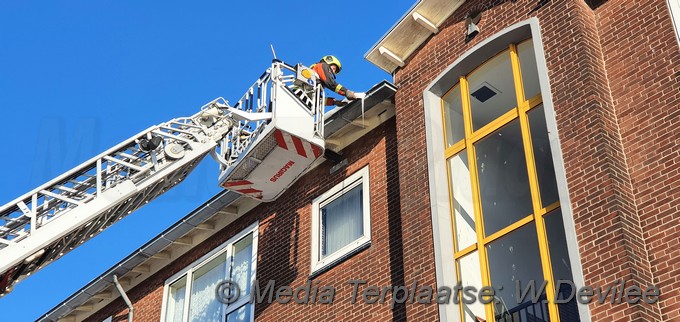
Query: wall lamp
[{"left": 465, "top": 10, "right": 482, "bottom": 42}]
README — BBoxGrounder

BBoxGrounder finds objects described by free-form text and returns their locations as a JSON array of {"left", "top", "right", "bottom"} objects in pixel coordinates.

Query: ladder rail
[
  {"left": 0, "top": 59, "right": 327, "bottom": 297},
  {"left": 0, "top": 107, "right": 224, "bottom": 293},
  {"left": 0, "top": 107, "right": 216, "bottom": 245},
  {"left": 0, "top": 92, "right": 271, "bottom": 246}
]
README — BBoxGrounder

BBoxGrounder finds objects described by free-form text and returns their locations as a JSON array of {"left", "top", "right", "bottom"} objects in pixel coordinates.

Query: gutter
[{"left": 323, "top": 80, "right": 398, "bottom": 137}]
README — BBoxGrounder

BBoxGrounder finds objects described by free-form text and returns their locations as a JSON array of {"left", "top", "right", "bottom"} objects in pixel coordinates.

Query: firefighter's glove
[
  {"left": 346, "top": 90, "right": 357, "bottom": 100},
  {"left": 326, "top": 97, "right": 347, "bottom": 107}
]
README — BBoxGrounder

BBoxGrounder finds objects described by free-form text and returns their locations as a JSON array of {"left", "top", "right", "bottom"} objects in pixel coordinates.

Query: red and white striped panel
[
  {"left": 274, "top": 129, "right": 322, "bottom": 159},
  {"left": 220, "top": 180, "right": 262, "bottom": 199}
]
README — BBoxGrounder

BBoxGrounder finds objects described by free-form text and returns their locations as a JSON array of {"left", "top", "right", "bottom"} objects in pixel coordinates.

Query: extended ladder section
[{"left": 0, "top": 60, "right": 325, "bottom": 297}]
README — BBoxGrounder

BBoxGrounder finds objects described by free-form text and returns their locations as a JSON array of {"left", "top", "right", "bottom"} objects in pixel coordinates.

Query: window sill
[{"left": 308, "top": 241, "right": 371, "bottom": 280}]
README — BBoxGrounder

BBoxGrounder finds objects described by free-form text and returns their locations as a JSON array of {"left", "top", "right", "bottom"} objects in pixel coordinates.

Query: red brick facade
[
  {"left": 390, "top": 0, "right": 678, "bottom": 321},
  {"left": 80, "top": 1, "right": 679, "bottom": 321},
  {"left": 85, "top": 119, "right": 416, "bottom": 321}
]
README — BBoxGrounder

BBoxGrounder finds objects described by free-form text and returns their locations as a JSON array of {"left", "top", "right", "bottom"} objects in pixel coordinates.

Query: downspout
[{"left": 113, "top": 275, "right": 134, "bottom": 322}]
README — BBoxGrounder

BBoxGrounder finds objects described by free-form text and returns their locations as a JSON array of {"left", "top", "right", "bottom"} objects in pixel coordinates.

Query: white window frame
[
  {"left": 311, "top": 166, "right": 371, "bottom": 274},
  {"left": 160, "top": 222, "right": 259, "bottom": 322}
]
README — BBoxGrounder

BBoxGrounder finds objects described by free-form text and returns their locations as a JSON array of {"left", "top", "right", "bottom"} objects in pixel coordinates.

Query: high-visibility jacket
[{"left": 311, "top": 61, "right": 348, "bottom": 97}]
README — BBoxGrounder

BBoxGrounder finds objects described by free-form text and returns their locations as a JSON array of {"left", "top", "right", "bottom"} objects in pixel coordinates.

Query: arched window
[{"left": 424, "top": 21, "right": 586, "bottom": 321}]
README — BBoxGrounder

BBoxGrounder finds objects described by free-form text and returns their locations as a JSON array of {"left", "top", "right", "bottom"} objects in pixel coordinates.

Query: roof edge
[
  {"left": 364, "top": 0, "right": 466, "bottom": 74},
  {"left": 38, "top": 190, "right": 240, "bottom": 322}
]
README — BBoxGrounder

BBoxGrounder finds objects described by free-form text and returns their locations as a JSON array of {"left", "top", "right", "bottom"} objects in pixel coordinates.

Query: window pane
[
  {"left": 545, "top": 210, "right": 581, "bottom": 321},
  {"left": 468, "top": 50, "right": 516, "bottom": 131},
  {"left": 487, "top": 223, "right": 548, "bottom": 321},
  {"left": 226, "top": 304, "right": 251, "bottom": 322},
  {"left": 458, "top": 251, "right": 486, "bottom": 322},
  {"left": 518, "top": 40, "right": 541, "bottom": 100},
  {"left": 189, "top": 255, "right": 226, "bottom": 321},
  {"left": 321, "top": 184, "right": 363, "bottom": 258},
  {"left": 474, "top": 120, "right": 533, "bottom": 235},
  {"left": 528, "top": 105, "right": 559, "bottom": 207},
  {"left": 230, "top": 234, "right": 253, "bottom": 301},
  {"left": 166, "top": 277, "right": 186, "bottom": 322},
  {"left": 449, "top": 151, "right": 476, "bottom": 251},
  {"left": 443, "top": 85, "right": 465, "bottom": 146}
]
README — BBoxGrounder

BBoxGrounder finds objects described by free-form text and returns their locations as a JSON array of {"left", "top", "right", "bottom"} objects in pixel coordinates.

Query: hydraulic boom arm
[{"left": 0, "top": 60, "right": 326, "bottom": 297}]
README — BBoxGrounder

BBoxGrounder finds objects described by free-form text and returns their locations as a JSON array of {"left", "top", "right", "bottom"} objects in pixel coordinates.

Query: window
[
  {"left": 311, "top": 166, "right": 371, "bottom": 273},
  {"left": 162, "top": 223, "right": 258, "bottom": 322},
  {"left": 440, "top": 40, "right": 581, "bottom": 321}
]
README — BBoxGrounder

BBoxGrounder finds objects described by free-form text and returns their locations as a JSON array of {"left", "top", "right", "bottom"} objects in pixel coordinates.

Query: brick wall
[
  {"left": 543, "top": 1, "right": 661, "bottom": 319},
  {"left": 391, "top": 0, "right": 675, "bottom": 321},
  {"left": 595, "top": 0, "right": 680, "bottom": 321},
  {"left": 85, "top": 118, "right": 415, "bottom": 321}
]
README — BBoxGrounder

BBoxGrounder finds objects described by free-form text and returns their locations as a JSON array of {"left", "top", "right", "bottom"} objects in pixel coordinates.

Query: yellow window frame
[{"left": 441, "top": 42, "right": 562, "bottom": 322}]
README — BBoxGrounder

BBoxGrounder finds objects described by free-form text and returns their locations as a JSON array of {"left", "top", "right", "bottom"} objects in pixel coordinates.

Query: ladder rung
[
  {"left": 1, "top": 214, "right": 29, "bottom": 226},
  {"left": 55, "top": 185, "right": 85, "bottom": 195},
  {"left": 65, "top": 172, "right": 95, "bottom": 182},
  {"left": 56, "top": 186, "right": 95, "bottom": 202},
  {"left": 115, "top": 152, "right": 143, "bottom": 162},
  {"left": 102, "top": 156, "right": 145, "bottom": 173},
  {"left": 0, "top": 218, "right": 29, "bottom": 237},
  {"left": 158, "top": 126, "right": 197, "bottom": 137},
  {"left": 0, "top": 225, "right": 14, "bottom": 234},
  {"left": 39, "top": 190, "right": 83, "bottom": 206},
  {"left": 167, "top": 121, "right": 202, "bottom": 130},
  {"left": 151, "top": 130, "right": 195, "bottom": 145},
  {"left": 67, "top": 179, "right": 96, "bottom": 189}
]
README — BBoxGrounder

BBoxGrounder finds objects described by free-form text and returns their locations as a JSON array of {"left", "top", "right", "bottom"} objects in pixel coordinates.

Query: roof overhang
[
  {"left": 324, "top": 80, "right": 398, "bottom": 152},
  {"left": 38, "top": 190, "right": 245, "bottom": 322},
  {"left": 365, "top": 0, "right": 466, "bottom": 74}
]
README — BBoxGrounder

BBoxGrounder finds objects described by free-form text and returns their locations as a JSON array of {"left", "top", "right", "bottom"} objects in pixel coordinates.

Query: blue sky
[{"left": 0, "top": 1, "right": 412, "bottom": 320}]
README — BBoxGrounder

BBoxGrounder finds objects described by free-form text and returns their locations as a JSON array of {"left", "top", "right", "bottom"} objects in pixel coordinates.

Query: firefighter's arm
[
  {"left": 318, "top": 63, "right": 364, "bottom": 100},
  {"left": 319, "top": 63, "right": 349, "bottom": 96}
]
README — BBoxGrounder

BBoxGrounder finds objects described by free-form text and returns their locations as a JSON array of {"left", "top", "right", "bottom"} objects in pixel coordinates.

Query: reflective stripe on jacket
[{"left": 311, "top": 61, "right": 348, "bottom": 96}]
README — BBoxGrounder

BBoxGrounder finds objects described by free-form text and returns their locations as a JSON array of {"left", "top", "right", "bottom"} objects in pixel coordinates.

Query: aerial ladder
[{"left": 0, "top": 60, "right": 327, "bottom": 297}]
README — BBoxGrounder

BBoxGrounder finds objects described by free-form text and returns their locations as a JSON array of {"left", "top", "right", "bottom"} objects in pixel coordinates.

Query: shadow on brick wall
[
  {"left": 385, "top": 118, "right": 406, "bottom": 322},
  {"left": 252, "top": 118, "right": 400, "bottom": 320},
  {"left": 252, "top": 204, "right": 301, "bottom": 316}
]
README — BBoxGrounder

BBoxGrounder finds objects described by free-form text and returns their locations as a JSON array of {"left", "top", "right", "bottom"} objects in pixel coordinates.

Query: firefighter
[{"left": 311, "top": 55, "right": 362, "bottom": 106}]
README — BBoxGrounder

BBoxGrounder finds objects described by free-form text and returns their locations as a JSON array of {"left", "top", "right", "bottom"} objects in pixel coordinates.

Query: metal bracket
[{"left": 324, "top": 149, "right": 348, "bottom": 174}]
